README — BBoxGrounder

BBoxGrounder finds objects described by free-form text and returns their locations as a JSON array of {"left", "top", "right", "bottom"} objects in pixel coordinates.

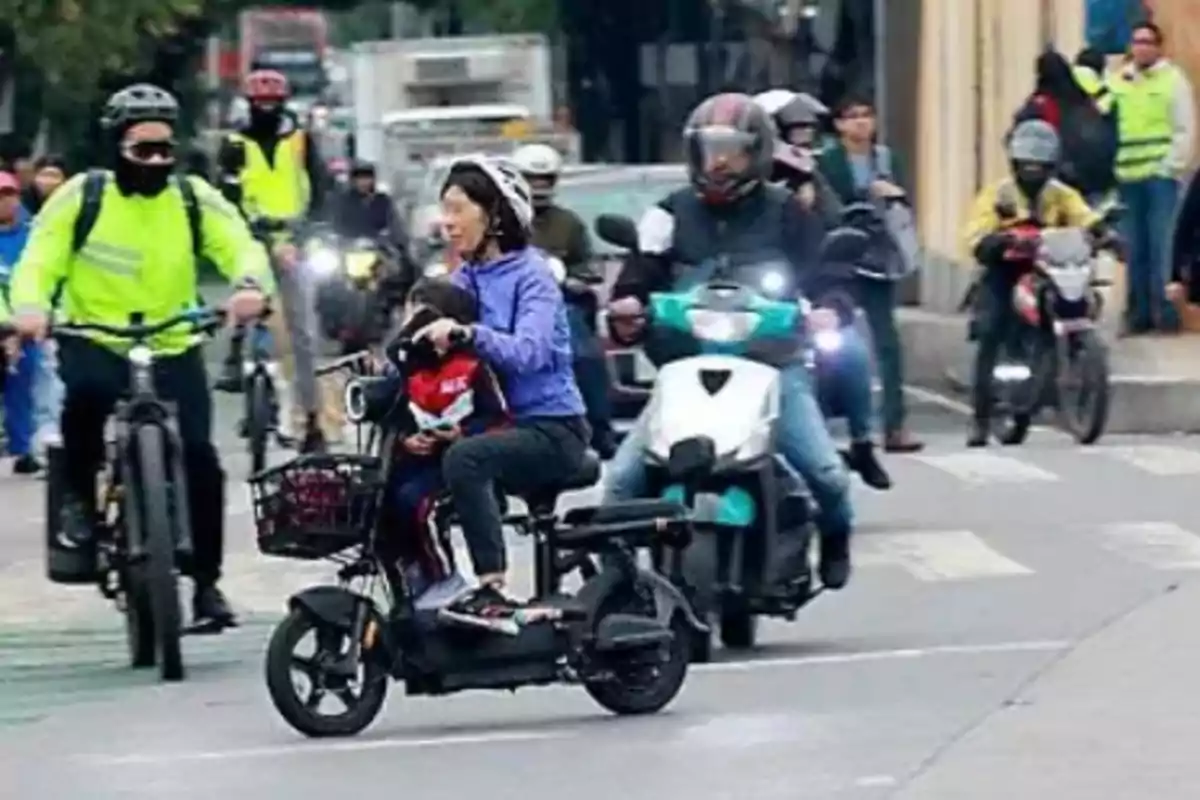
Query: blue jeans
[
  {"left": 34, "top": 340, "right": 63, "bottom": 441},
  {"left": 4, "top": 341, "right": 41, "bottom": 456},
  {"left": 604, "top": 361, "right": 853, "bottom": 541},
  {"left": 816, "top": 328, "right": 875, "bottom": 441},
  {"left": 1119, "top": 177, "right": 1180, "bottom": 331}
]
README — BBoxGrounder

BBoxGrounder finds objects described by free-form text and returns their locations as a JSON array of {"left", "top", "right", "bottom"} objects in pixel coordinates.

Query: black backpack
[
  {"left": 71, "top": 170, "right": 203, "bottom": 258},
  {"left": 1057, "top": 102, "right": 1118, "bottom": 197}
]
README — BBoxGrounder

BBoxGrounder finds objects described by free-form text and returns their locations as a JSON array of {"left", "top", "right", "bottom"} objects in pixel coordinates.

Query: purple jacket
[{"left": 451, "top": 247, "right": 586, "bottom": 419}]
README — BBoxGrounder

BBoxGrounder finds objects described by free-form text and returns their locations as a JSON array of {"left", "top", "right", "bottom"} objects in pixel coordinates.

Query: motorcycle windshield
[{"left": 1039, "top": 228, "right": 1091, "bottom": 266}]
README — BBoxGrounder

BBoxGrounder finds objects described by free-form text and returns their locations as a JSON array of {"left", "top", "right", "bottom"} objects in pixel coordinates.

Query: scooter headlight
[
  {"left": 686, "top": 309, "right": 758, "bottom": 343},
  {"left": 760, "top": 270, "right": 787, "bottom": 296},
  {"left": 307, "top": 247, "right": 340, "bottom": 276},
  {"left": 813, "top": 329, "right": 843, "bottom": 352}
]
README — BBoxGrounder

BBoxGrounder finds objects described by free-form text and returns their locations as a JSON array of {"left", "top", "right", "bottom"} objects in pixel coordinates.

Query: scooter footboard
[{"left": 556, "top": 500, "right": 692, "bottom": 551}]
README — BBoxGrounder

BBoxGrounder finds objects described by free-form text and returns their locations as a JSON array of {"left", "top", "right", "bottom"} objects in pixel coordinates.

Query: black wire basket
[{"left": 249, "top": 454, "right": 384, "bottom": 560}]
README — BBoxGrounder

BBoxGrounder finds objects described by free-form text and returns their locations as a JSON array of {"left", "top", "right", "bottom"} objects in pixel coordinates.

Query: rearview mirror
[
  {"left": 595, "top": 214, "right": 639, "bottom": 252},
  {"left": 995, "top": 199, "right": 1018, "bottom": 220}
]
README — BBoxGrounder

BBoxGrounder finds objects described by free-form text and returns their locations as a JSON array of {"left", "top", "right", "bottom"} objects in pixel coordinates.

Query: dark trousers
[
  {"left": 573, "top": 355, "right": 613, "bottom": 445},
  {"left": 58, "top": 337, "right": 226, "bottom": 583},
  {"left": 388, "top": 458, "right": 453, "bottom": 581},
  {"left": 442, "top": 417, "right": 589, "bottom": 576},
  {"left": 856, "top": 278, "right": 907, "bottom": 434},
  {"left": 969, "top": 277, "right": 1020, "bottom": 422}
]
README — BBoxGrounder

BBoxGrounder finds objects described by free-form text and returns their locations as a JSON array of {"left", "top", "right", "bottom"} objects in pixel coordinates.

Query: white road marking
[
  {"left": 901, "top": 384, "right": 973, "bottom": 416},
  {"left": 911, "top": 451, "right": 1059, "bottom": 484},
  {"left": 857, "top": 530, "right": 1034, "bottom": 581},
  {"left": 1098, "top": 521, "right": 1200, "bottom": 569},
  {"left": 77, "top": 639, "right": 1070, "bottom": 767},
  {"left": 1097, "top": 444, "right": 1200, "bottom": 476}
]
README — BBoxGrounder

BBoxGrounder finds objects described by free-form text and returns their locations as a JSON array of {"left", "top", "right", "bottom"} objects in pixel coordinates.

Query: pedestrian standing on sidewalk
[
  {"left": 1110, "top": 21, "right": 1196, "bottom": 334},
  {"left": 0, "top": 171, "right": 40, "bottom": 474},
  {"left": 25, "top": 159, "right": 70, "bottom": 451},
  {"left": 818, "top": 94, "right": 924, "bottom": 454}
]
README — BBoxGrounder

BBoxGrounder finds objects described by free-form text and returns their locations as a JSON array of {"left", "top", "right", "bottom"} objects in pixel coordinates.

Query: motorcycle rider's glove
[{"left": 973, "top": 231, "right": 1014, "bottom": 265}]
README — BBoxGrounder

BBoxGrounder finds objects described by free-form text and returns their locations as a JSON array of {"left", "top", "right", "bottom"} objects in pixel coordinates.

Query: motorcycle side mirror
[
  {"left": 595, "top": 214, "right": 639, "bottom": 252},
  {"left": 819, "top": 227, "right": 871, "bottom": 263}
]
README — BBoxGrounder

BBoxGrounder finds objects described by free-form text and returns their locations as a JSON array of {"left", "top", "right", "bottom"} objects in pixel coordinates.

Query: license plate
[{"left": 1054, "top": 318, "right": 1094, "bottom": 334}]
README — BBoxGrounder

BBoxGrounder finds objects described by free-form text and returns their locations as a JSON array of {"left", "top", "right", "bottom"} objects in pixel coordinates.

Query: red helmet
[{"left": 244, "top": 70, "right": 291, "bottom": 102}]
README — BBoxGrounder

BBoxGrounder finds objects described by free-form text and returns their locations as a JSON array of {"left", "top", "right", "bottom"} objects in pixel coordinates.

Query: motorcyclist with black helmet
[{"left": 604, "top": 92, "right": 863, "bottom": 589}]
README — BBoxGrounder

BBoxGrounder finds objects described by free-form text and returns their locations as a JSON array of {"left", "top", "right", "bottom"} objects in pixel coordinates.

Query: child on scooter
[{"left": 385, "top": 279, "right": 511, "bottom": 609}]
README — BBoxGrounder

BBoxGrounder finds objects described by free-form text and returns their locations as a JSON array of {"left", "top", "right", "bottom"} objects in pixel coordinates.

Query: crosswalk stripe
[
  {"left": 1097, "top": 521, "right": 1200, "bottom": 569},
  {"left": 1095, "top": 444, "right": 1200, "bottom": 476},
  {"left": 857, "top": 530, "right": 1034, "bottom": 581},
  {"left": 909, "top": 452, "right": 1060, "bottom": 484}
]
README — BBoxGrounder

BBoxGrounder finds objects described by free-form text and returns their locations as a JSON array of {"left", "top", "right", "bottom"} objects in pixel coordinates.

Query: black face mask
[
  {"left": 248, "top": 106, "right": 282, "bottom": 135},
  {"left": 114, "top": 157, "right": 172, "bottom": 197},
  {"left": 1012, "top": 161, "right": 1051, "bottom": 200}
]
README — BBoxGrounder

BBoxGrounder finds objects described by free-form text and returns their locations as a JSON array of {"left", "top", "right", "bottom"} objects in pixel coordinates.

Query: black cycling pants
[{"left": 58, "top": 337, "right": 226, "bottom": 584}]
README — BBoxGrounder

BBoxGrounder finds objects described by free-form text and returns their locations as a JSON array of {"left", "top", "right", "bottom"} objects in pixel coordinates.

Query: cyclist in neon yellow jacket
[{"left": 8, "top": 84, "right": 271, "bottom": 632}]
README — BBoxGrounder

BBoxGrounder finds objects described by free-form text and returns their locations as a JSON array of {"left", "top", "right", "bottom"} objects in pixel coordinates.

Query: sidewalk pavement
[
  {"left": 898, "top": 307, "right": 1200, "bottom": 433},
  {"left": 893, "top": 578, "right": 1200, "bottom": 799}
]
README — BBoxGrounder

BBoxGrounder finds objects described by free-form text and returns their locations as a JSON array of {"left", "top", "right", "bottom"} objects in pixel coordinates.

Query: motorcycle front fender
[
  {"left": 577, "top": 565, "right": 709, "bottom": 634},
  {"left": 289, "top": 585, "right": 365, "bottom": 631}
]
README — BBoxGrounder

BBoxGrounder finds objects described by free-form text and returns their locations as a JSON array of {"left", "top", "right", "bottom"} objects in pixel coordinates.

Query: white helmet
[
  {"left": 444, "top": 154, "right": 535, "bottom": 230},
  {"left": 512, "top": 143, "right": 563, "bottom": 205}
]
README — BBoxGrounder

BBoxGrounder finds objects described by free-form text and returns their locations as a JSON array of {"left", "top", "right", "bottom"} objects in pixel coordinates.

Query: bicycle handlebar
[
  {"left": 54, "top": 308, "right": 226, "bottom": 341},
  {"left": 315, "top": 350, "right": 376, "bottom": 378}
]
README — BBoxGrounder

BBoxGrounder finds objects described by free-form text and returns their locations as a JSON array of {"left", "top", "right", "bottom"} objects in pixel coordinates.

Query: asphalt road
[{"left": 5, "top": 387, "right": 1200, "bottom": 798}]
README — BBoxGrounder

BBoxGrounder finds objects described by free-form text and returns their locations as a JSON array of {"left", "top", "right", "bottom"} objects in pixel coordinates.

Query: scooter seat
[{"left": 517, "top": 451, "right": 602, "bottom": 512}]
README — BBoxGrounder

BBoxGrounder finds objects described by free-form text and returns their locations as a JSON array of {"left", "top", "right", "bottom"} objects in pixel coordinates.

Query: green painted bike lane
[{"left": 0, "top": 617, "right": 279, "bottom": 727}]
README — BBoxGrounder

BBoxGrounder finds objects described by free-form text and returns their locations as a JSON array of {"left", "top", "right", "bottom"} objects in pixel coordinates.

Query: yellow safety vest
[
  {"left": 229, "top": 131, "right": 310, "bottom": 219},
  {"left": 1109, "top": 64, "right": 1178, "bottom": 181},
  {"left": 1072, "top": 65, "right": 1114, "bottom": 114}
]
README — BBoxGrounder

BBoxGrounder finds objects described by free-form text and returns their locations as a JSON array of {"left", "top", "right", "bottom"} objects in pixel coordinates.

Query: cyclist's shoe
[
  {"left": 214, "top": 362, "right": 243, "bottom": 394},
  {"left": 58, "top": 496, "right": 95, "bottom": 549},
  {"left": 190, "top": 584, "right": 238, "bottom": 634},
  {"left": 13, "top": 454, "right": 41, "bottom": 475}
]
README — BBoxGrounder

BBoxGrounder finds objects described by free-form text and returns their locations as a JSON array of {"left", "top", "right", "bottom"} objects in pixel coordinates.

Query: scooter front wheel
[{"left": 265, "top": 609, "right": 388, "bottom": 738}]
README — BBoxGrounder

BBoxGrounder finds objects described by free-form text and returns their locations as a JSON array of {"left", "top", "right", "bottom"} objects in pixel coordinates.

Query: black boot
[
  {"left": 842, "top": 441, "right": 891, "bottom": 490},
  {"left": 818, "top": 535, "right": 852, "bottom": 590},
  {"left": 300, "top": 415, "right": 327, "bottom": 455},
  {"left": 191, "top": 583, "right": 237, "bottom": 634},
  {"left": 966, "top": 418, "right": 990, "bottom": 448}
]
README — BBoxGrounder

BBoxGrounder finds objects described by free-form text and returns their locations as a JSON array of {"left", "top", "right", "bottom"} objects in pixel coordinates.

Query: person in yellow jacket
[
  {"left": 1109, "top": 22, "right": 1196, "bottom": 334},
  {"left": 961, "top": 120, "right": 1104, "bottom": 447},
  {"left": 8, "top": 84, "right": 273, "bottom": 632},
  {"left": 215, "top": 69, "right": 338, "bottom": 452}
]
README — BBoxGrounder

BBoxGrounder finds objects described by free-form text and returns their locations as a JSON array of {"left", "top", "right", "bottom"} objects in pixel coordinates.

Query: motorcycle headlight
[
  {"left": 760, "top": 270, "right": 787, "bottom": 296},
  {"left": 308, "top": 248, "right": 340, "bottom": 276},
  {"left": 686, "top": 309, "right": 759, "bottom": 343},
  {"left": 813, "top": 329, "right": 843, "bottom": 352}
]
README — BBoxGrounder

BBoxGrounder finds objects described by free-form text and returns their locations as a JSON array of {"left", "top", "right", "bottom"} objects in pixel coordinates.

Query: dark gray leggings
[{"left": 442, "top": 417, "right": 589, "bottom": 576}]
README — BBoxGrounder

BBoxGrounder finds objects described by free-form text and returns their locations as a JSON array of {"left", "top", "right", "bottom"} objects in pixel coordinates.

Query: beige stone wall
[{"left": 915, "top": 0, "right": 1087, "bottom": 310}]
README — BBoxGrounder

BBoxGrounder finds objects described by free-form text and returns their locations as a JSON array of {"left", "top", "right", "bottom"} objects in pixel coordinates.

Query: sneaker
[
  {"left": 414, "top": 572, "right": 470, "bottom": 611},
  {"left": 966, "top": 419, "right": 990, "bottom": 448},
  {"left": 299, "top": 424, "right": 327, "bottom": 455},
  {"left": 57, "top": 497, "right": 95, "bottom": 550},
  {"left": 818, "top": 535, "right": 852, "bottom": 590},
  {"left": 190, "top": 584, "right": 238, "bottom": 634},
  {"left": 13, "top": 454, "right": 41, "bottom": 475},
  {"left": 438, "top": 584, "right": 521, "bottom": 635}
]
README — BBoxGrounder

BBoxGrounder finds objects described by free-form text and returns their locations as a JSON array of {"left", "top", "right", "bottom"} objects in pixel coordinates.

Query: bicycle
[
  {"left": 236, "top": 312, "right": 281, "bottom": 475},
  {"left": 50, "top": 308, "right": 225, "bottom": 682},
  {"left": 315, "top": 350, "right": 380, "bottom": 455}
]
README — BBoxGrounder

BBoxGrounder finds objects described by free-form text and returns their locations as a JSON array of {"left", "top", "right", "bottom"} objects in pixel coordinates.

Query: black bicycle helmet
[
  {"left": 350, "top": 159, "right": 376, "bottom": 177},
  {"left": 100, "top": 84, "right": 179, "bottom": 131}
]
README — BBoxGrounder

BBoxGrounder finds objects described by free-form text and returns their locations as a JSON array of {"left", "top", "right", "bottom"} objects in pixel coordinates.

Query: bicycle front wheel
[
  {"left": 246, "top": 371, "right": 274, "bottom": 475},
  {"left": 129, "top": 424, "right": 185, "bottom": 682}
]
